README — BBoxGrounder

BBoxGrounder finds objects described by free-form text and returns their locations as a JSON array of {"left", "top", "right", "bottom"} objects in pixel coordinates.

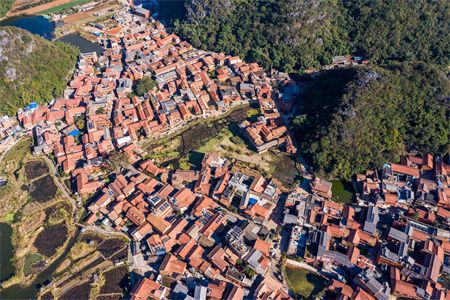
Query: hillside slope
[
  {"left": 0, "top": 26, "right": 78, "bottom": 115},
  {"left": 294, "top": 63, "right": 449, "bottom": 179},
  {"left": 176, "top": 0, "right": 449, "bottom": 72},
  {"left": 0, "top": 1, "right": 14, "bottom": 18}
]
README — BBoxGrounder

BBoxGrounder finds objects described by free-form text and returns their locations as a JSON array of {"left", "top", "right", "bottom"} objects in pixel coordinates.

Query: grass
[
  {"left": 284, "top": 266, "right": 326, "bottom": 299},
  {"left": 331, "top": 180, "right": 354, "bottom": 204},
  {"left": 38, "top": 0, "right": 94, "bottom": 14},
  {"left": 2, "top": 138, "right": 30, "bottom": 165},
  {"left": 23, "top": 253, "right": 42, "bottom": 276},
  {"left": 4, "top": 212, "right": 14, "bottom": 223}
]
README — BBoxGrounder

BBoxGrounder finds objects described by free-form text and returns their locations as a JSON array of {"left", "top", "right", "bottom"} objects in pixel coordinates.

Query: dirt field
[
  {"left": 12, "top": 0, "right": 42, "bottom": 10},
  {"left": 62, "top": 0, "right": 119, "bottom": 25},
  {"left": 9, "top": 0, "right": 75, "bottom": 16},
  {"left": 34, "top": 222, "right": 69, "bottom": 257}
]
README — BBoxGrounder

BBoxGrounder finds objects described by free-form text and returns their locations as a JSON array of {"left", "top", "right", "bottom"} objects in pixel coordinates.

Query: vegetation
[
  {"left": 284, "top": 266, "right": 326, "bottom": 299},
  {"left": 343, "top": 0, "right": 450, "bottom": 67},
  {"left": 294, "top": 63, "right": 449, "bottom": 179},
  {"left": 135, "top": 77, "right": 156, "bottom": 96},
  {"left": 34, "top": 222, "right": 68, "bottom": 257},
  {"left": 176, "top": 0, "right": 449, "bottom": 72},
  {"left": 38, "top": 0, "right": 94, "bottom": 14},
  {"left": 176, "top": 0, "right": 347, "bottom": 72},
  {"left": 0, "top": 27, "right": 78, "bottom": 115},
  {"left": 106, "top": 152, "right": 130, "bottom": 172},
  {"left": 0, "top": 1, "right": 13, "bottom": 18}
]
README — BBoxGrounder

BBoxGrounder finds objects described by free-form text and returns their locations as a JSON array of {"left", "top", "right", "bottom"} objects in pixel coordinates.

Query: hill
[
  {"left": 0, "top": 1, "right": 13, "bottom": 18},
  {"left": 0, "top": 26, "right": 78, "bottom": 115},
  {"left": 176, "top": 0, "right": 450, "bottom": 72},
  {"left": 294, "top": 63, "right": 449, "bottom": 179}
]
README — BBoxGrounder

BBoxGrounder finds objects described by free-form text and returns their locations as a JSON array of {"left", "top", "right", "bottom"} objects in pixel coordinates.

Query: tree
[
  {"left": 135, "top": 77, "right": 156, "bottom": 96},
  {"left": 294, "top": 63, "right": 449, "bottom": 180},
  {"left": 0, "top": 0, "right": 13, "bottom": 17},
  {"left": 106, "top": 152, "right": 130, "bottom": 172},
  {"left": 0, "top": 27, "right": 79, "bottom": 115},
  {"left": 176, "top": 0, "right": 449, "bottom": 71},
  {"left": 74, "top": 116, "right": 86, "bottom": 132}
]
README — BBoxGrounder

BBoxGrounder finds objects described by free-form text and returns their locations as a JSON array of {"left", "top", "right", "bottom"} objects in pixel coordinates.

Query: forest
[
  {"left": 293, "top": 63, "right": 449, "bottom": 179},
  {"left": 176, "top": 0, "right": 449, "bottom": 72},
  {"left": 0, "top": 27, "right": 79, "bottom": 115}
]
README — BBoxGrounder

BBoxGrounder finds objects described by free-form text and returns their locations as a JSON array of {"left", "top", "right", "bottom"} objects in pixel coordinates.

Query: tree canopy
[
  {"left": 0, "top": 27, "right": 79, "bottom": 115},
  {"left": 0, "top": 1, "right": 13, "bottom": 18},
  {"left": 135, "top": 77, "right": 156, "bottom": 96},
  {"left": 294, "top": 63, "right": 449, "bottom": 179},
  {"left": 175, "top": 0, "right": 450, "bottom": 72}
]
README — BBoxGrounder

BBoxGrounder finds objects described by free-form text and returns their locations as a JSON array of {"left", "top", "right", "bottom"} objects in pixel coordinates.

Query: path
[
  {"left": 0, "top": 136, "right": 23, "bottom": 164},
  {"left": 42, "top": 156, "right": 78, "bottom": 221}
]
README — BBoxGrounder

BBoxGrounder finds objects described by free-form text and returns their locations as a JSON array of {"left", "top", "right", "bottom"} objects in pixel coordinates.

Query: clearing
[{"left": 284, "top": 265, "right": 326, "bottom": 298}]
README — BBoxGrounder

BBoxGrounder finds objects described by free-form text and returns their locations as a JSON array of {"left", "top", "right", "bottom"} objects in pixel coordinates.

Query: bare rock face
[{"left": 5, "top": 67, "right": 16, "bottom": 81}]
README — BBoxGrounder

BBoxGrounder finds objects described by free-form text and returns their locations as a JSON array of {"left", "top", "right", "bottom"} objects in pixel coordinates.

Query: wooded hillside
[{"left": 0, "top": 26, "right": 78, "bottom": 115}]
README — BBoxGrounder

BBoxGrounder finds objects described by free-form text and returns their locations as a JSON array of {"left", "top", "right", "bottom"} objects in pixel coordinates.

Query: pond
[
  {"left": 331, "top": 180, "right": 354, "bottom": 204},
  {"left": 58, "top": 33, "right": 103, "bottom": 55},
  {"left": 0, "top": 229, "right": 80, "bottom": 300},
  {"left": 0, "top": 15, "right": 55, "bottom": 39},
  {"left": 0, "top": 222, "right": 14, "bottom": 282}
]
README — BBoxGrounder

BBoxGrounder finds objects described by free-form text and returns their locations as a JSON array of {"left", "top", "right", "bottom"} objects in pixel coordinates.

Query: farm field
[
  {"left": 0, "top": 139, "right": 74, "bottom": 288},
  {"left": 38, "top": 230, "right": 129, "bottom": 299}
]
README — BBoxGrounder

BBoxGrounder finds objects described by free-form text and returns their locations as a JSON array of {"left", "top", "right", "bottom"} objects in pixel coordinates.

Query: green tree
[
  {"left": 106, "top": 152, "right": 130, "bottom": 172},
  {"left": 135, "top": 77, "right": 156, "bottom": 96},
  {"left": 294, "top": 63, "right": 449, "bottom": 179},
  {"left": 0, "top": 0, "right": 13, "bottom": 17},
  {"left": 0, "top": 27, "right": 79, "bottom": 115}
]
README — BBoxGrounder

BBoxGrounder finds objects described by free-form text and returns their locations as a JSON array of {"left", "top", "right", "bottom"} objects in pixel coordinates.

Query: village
[{"left": 0, "top": 2, "right": 450, "bottom": 300}]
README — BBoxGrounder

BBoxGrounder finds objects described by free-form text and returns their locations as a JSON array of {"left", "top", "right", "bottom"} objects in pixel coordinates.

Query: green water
[
  {"left": 331, "top": 180, "right": 354, "bottom": 204},
  {"left": 0, "top": 223, "right": 14, "bottom": 282}
]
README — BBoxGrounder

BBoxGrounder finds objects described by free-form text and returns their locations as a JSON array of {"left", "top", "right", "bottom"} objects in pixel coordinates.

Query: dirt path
[{"left": 42, "top": 156, "right": 79, "bottom": 221}]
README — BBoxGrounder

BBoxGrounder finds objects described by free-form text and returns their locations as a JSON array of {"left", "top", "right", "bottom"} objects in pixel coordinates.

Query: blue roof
[
  {"left": 68, "top": 129, "right": 81, "bottom": 137},
  {"left": 248, "top": 198, "right": 258, "bottom": 206}
]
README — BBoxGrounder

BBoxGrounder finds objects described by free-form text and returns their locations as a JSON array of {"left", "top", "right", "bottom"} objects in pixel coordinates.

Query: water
[
  {"left": 0, "top": 229, "right": 80, "bottom": 300},
  {"left": 58, "top": 33, "right": 103, "bottom": 55},
  {"left": 1, "top": 16, "right": 102, "bottom": 55},
  {"left": 0, "top": 223, "right": 14, "bottom": 283},
  {"left": 0, "top": 15, "right": 55, "bottom": 39},
  {"left": 331, "top": 180, "right": 354, "bottom": 204}
]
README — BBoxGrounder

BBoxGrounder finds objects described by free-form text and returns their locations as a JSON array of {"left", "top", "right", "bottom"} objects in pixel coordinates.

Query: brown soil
[{"left": 34, "top": 222, "right": 68, "bottom": 257}]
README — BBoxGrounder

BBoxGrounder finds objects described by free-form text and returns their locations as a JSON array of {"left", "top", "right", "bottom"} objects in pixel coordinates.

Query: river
[{"left": 0, "top": 223, "right": 14, "bottom": 283}]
